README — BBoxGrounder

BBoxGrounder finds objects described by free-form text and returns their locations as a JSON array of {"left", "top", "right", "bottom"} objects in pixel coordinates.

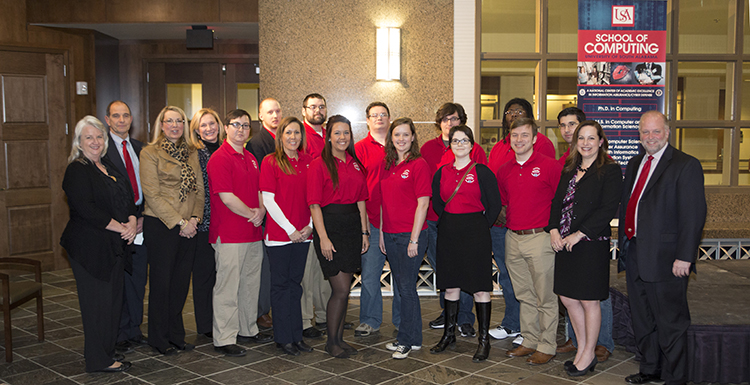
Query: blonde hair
[
  {"left": 68, "top": 115, "right": 109, "bottom": 163},
  {"left": 189, "top": 108, "right": 225, "bottom": 149},
  {"left": 150, "top": 106, "right": 194, "bottom": 150}
]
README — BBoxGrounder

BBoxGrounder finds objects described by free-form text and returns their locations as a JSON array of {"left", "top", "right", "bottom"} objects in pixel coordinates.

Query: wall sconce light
[{"left": 376, "top": 27, "right": 400, "bottom": 81}]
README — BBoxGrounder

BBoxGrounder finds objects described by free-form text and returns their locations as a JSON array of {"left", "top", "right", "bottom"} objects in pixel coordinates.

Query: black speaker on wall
[{"left": 187, "top": 26, "right": 214, "bottom": 49}]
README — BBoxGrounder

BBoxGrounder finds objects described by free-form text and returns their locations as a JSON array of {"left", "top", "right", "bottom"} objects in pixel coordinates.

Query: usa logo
[
  {"left": 612, "top": 5, "right": 634, "bottom": 26},
  {"left": 251, "top": 159, "right": 258, "bottom": 169},
  {"left": 353, "top": 163, "right": 361, "bottom": 171},
  {"left": 401, "top": 169, "right": 410, "bottom": 179},
  {"left": 465, "top": 174, "right": 476, "bottom": 183},
  {"left": 531, "top": 167, "right": 541, "bottom": 177}
]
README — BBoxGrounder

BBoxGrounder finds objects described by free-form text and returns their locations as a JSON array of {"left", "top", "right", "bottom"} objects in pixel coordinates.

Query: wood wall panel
[
  {"left": 219, "top": 0, "right": 259, "bottom": 22},
  {"left": 4, "top": 188, "right": 51, "bottom": 207},
  {"left": 8, "top": 205, "right": 52, "bottom": 255},
  {"left": 46, "top": 53, "right": 69, "bottom": 270},
  {"left": 5, "top": 141, "right": 49, "bottom": 189},
  {"left": 2, "top": 76, "right": 47, "bottom": 123},
  {"left": 26, "top": 0, "right": 106, "bottom": 23},
  {"left": 0, "top": 52, "right": 46, "bottom": 74},
  {"left": 0, "top": 0, "right": 28, "bottom": 42},
  {"left": 202, "top": 62, "right": 221, "bottom": 112},
  {"left": 1, "top": 125, "right": 49, "bottom": 141},
  {"left": 107, "top": 0, "right": 220, "bottom": 22}
]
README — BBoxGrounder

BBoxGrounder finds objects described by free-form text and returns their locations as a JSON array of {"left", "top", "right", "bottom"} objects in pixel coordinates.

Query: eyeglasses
[
  {"left": 504, "top": 109, "right": 526, "bottom": 117},
  {"left": 304, "top": 105, "right": 327, "bottom": 111},
  {"left": 163, "top": 119, "right": 185, "bottom": 126},
  {"left": 450, "top": 138, "right": 471, "bottom": 146},
  {"left": 442, "top": 116, "right": 460, "bottom": 123},
  {"left": 229, "top": 122, "right": 252, "bottom": 130},
  {"left": 368, "top": 112, "right": 389, "bottom": 119}
]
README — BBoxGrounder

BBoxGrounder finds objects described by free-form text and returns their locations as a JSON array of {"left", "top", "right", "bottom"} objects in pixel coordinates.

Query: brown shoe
[
  {"left": 257, "top": 314, "right": 273, "bottom": 329},
  {"left": 505, "top": 345, "right": 535, "bottom": 357},
  {"left": 556, "top": 338, "right": 577, "bottom": 353},
  {"left": 595, "top": 345, "right": 611, "bottom": 362},
  {"left": 526, "top": 351, "right": 555, "bottom": 365}
]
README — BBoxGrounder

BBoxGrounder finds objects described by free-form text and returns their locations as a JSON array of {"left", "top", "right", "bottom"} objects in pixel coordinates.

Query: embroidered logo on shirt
[
  {"left": 465, "top": 174, "right": 476, "bottom": 183},
  {"left": 401, "top": 169, "right": 410, "bottom": 179},
  {"left": 353, "top": 163, "right": 361, "bottom": 171},
  {"left": 251, "top": 159, "right": 258, "bottom": 169},
  {"left": 531, "top": 167, "right": 541, "bottom": 177}
]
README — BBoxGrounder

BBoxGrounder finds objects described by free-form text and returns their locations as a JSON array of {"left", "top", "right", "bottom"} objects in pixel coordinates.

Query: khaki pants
[
  {"left": 300, "top": 244, "right": 330, "bottom": 329},
  {"left": 212, "top": 238, "right": 263, "bottom": 346},
  {"left": 505, "top": 231, "right": 558, "bottom": 355}
]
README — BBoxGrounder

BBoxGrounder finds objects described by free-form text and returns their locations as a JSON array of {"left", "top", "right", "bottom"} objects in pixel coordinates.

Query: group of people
[{"left": 61, "top": 95, "right": 705, "bottom": 385}]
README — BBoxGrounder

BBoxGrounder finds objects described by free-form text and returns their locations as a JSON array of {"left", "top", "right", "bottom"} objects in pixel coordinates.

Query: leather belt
[{"left": 512, "top": 227, "right": 545, "bottom": 235}]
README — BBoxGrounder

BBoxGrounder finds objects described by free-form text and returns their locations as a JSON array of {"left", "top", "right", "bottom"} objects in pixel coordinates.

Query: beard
[{"left": 307, "top": 112, "right": 326, "bottom": 125}]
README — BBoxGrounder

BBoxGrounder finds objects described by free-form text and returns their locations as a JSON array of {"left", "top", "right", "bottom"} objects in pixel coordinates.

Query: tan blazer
[{"left": 140, "top": 144, "right": 204, "bottom": 229}]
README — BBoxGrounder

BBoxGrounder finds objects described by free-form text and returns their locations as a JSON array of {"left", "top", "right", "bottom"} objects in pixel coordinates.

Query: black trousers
[
  {"left": 144, "top": 216, "right": 196, "bottom": 350},
  {"left": 118, "top": 243, "right": 148, "bottom": 341},
  {"left": 267, "top": 242, "right": 308, "bottom": 344},
  {"left": 625, "top": 238, "right": 691, "bottom": 385},
  {"left": 70, "top": 256, "right": 123, "bottom": 372},
  {"left": 258, "top": 244, "right": 272, "bottom": 317},
  {"left": 193, "top": 230, "right": 216, "bottom": 334}
]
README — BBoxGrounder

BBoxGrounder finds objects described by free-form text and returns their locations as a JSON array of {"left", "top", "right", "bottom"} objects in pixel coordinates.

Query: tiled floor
[{"left": 0, "top": 268, "right": 716, "bottom": 385}]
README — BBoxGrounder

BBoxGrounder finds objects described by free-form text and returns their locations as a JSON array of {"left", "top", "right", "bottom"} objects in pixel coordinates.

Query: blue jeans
[
  {"left": 359, "top": 226, "right": 400, "bottom": 329},
  {"left": 384, "top": 231, "right": 426, "bottom": 347},
  {"left": 426, "top": 220, "right": 475, "bottom": 325},
  {"left": 490, "top": 226, "right": 520, "bottom": 332},
  {"left": 566, "top": 295, "right": 615, "bottom": 352}
]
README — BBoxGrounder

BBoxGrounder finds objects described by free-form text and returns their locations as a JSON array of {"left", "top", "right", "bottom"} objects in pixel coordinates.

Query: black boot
[
  {"left": 430, "top": 299, "right": 458, "bottom": 354},
  {"left": 472, "top": 302, "right": 491, "bottom": 362}
]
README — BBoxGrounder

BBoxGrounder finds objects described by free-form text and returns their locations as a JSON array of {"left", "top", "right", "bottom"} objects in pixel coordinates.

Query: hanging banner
[{"left": 577, "top": 0, "right": 667, "bottom": 167}]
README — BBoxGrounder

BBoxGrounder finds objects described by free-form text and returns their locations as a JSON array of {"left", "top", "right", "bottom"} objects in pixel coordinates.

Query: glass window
[
  {"left": 481, "top": 0, "right": 537, "bottom": 53},
  {"left": 547, "top": 0, "right": 577, "bottom": 53},
  {"left": 675, "top": 128, "right": 732, "bottom": 185},
  {"left": 237, "top": 83, "right": 260, "bottom": 120},
  {"left": 546, "top": 61, "right": 578, "bottom": 121},
  {"left": 677, "top": 62, "right": 734, "bottom": 120},
  {"left": 740, "top": 128, "right": 750, "bottom": 185},
  {"left": 167, "top": 84, "right": 202, "bottom": 119},
  {"left": 740, "top": 63, "right": 750, "bottom": 120},
  {"left": 678, "top": 0, "right": 736, "bottom": 54}
]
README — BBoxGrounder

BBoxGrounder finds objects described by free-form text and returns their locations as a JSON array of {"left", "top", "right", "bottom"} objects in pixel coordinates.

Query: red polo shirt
[
  {"left": 488, "top": 133, "right": 556, "bottom": 175},
  {"left": 421, "top": 135, "right": 487, "bottom": 221},
  {"left": 307, "top": 153, "right": 368, "bottom": 207},
  {"left": 303, "top": 122, "right": 326, "bottom": 159},
  {"left": 379, "top": 157, "right": 431, "bottom": 233},
  {"left": 355, "top": 132, "right": 386, "bottom": 228},
  {"left": 259, "top": 153, "right": 313, "bottom": 242},
  {"left": 496, "top": 150, "right": 561, "bottom": 231},
  {"left": 440, "top": 162, "right": 485, "bottom": 214},
  {"left": 207, "top": 141, "right": 262, "bottom": 243}
]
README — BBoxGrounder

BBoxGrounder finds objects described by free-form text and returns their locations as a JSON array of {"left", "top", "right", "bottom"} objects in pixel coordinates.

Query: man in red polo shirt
[
  {"left": 497, "top": 117, "right": 561, "bottom": 366},
  {"left": 299, "top": 93, "right": 331, "bottom": 339},
  {"left": 207, "top": 109, "right": 272, "bottom": 357}
]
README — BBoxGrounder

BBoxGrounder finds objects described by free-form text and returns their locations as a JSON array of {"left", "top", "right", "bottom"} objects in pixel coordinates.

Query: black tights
[{"left": 326, "top": 271, "right": 353, "bottom": 355}]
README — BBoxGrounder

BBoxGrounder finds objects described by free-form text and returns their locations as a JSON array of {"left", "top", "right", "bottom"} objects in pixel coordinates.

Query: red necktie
[
  {"left": 122, "top": 140, "right": 139, "bottom": 203},
  {"left": 624, "top": 155, "right": 653, "bottom": 239}
]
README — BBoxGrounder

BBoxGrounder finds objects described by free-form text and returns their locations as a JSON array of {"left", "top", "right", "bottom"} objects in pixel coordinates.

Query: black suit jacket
[
  {"left": 545, "top": 162, "right": 623, "bottom": 239},
  {"left": 245, "top": 126, "right": 275, "bottom": 168},
  {"left": 104, "top": 134, "right": 144, "bottom": 216},
  {"left": 618, "top": 144, "right": 707, "bottom": 282}
]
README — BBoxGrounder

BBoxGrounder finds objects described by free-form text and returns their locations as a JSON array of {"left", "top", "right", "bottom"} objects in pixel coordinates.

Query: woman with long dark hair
[
  {"left": 307, "top": 115, "right": 369, "bottom": 358},
  {"left": 546, "top": 120, "right": 622, "bottom": 377}
]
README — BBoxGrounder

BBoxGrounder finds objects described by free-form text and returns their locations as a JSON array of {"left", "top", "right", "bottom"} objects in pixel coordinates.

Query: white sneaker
[
  {"left": 385, "top": 342, "right": 421, "bottom": 351},
  {"left": 489, "top": 326, "right": 521, "bottom": 340},
  {"left": 512, "top": 334, "right": 524, "bottom": 345},
  {"left": 390, "top": 344, "right": 411, "bottom": 359},
  {"left": 354, "top": 323, "right": 379, "bottom": 337}
]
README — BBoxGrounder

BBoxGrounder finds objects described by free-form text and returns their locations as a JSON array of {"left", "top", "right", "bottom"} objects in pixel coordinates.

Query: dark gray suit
[
  {"left": 619, "top": 144, "right": 706, "bottom": 385},
  {"left": 104, "top": 134, "right": 148, "bottom": 342}
]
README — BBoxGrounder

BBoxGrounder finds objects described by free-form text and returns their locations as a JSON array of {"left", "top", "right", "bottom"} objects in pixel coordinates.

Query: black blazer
[
  {"left": 546, "top": 162, "right": 623, "bottom": 240},
  {"left": 431, "top": 163, "right": 502, "bottom": 227},
  {"left": 60, "top": 157, "right": 137, "bottom": 281},
  {"left": 104, "top": 134, "right": 144, "bottom": 216},
  {"left": 245, "top": 127, "right": 275, "bottom": 168},
  {"left": 618, "top": 145, "right": 707, "bottom": 282}
]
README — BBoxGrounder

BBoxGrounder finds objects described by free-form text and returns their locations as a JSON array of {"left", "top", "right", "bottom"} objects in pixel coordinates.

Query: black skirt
[
  {"left": 313, "top": 204, "right": 362, "bottom": 278},
  {"left": 554, "top": 239, "right": 610, "bottom": 300},
  {"left": 436, "top": 211, "right": 493, "bottom": 294}
]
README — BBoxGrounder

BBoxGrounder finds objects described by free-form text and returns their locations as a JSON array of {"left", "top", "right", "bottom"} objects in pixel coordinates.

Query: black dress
[{"left": 313, "top": 203, "right": 362, "bottom": 278}]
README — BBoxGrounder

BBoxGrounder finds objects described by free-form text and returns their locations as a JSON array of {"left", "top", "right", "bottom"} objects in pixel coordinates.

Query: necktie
[
  {"left": 624, "top": 155, "right": 653, "bottom": 239},
  {"left": 122, "top": 140, "right": 139, "bottom": 203}
]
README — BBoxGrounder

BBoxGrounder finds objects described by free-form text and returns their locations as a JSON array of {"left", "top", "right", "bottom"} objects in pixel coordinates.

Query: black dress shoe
[
  {"left": 95, "top": 361, "right": 131, "bottom": 373},
  {"left": 277, "top": 342, "right": 300, "bottom": 356},
  {"left": 237, "top": 333, "right": 273, "bottom": 343},
  {"left": 153, "top": 346, "right": 178, "bottom": 356},
  {"left": 129, "top": 335, "right": 148, "bottom": 346},
  {"left": 115, "top": 340, "right": 135, "bottom": 354},
  {"left": 215, "top": 344, "right": 246, "bottom": 357},
  {"left": 625, "top": 372, "right": 663, "bottom": 384},
  {"left": 171, "top": 341, "right": 195, "bottom": 351},
  {"left": 302, "top": 327, "right": 323, "bottom": 339},
  {"left": 202, "top": 332, "right": 213, "bottom": 339},
  {"left": 563, "top": 360, "right": 573, "bottom": 370},
  {"left": 293, "top": 341, "right": 313, "bottom": 352},
  {"left": 343, "top": 321, "right": 353, "bottom": 330},
  {"left": 113, "top": 353, "right": 125, "bottom": 362}
]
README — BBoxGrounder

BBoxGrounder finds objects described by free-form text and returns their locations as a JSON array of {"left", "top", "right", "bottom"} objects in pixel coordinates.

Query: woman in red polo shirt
[
  {"left": 307, "top": 115, "right": 369, "bottom": 359},
  {"left": 430, "top": 125, "right": 502, "bottom": 363},
  {"left": 377, "top": 118, "right": 431, "bottom": 359},
  {"left": 260, "top": 117, "right": 315, "bottom": 357}
]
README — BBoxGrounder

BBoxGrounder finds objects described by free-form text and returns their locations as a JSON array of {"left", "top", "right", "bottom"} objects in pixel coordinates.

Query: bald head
[
  {"left": 259, "top": 98, "right": 282, "bottom": 132},
  {"left": 639, "top": 110, "right": 670, "bottom": 155}
]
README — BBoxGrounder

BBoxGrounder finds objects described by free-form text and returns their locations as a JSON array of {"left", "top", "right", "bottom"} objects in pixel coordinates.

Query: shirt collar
[{"left": 110, "top": 131, "right": 130, "bottom": 144}]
